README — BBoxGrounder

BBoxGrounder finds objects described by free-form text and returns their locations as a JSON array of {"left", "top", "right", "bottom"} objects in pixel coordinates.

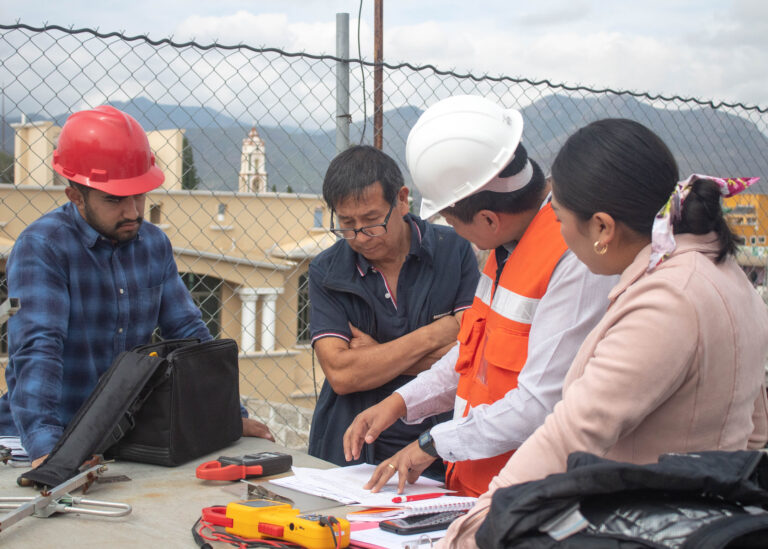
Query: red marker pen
[{"left": 391, "top": 493, "right": 446, "bottom": 503}]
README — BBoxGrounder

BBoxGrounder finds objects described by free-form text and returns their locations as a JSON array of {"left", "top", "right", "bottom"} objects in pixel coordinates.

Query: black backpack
[{"left": 477, "top": 450, "right": 768, "bottom": 549}]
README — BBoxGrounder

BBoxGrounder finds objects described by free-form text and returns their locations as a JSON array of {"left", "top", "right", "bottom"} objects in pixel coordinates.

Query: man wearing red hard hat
[{"left": 0, "top": 106, "right": 273, "bottom": 467}]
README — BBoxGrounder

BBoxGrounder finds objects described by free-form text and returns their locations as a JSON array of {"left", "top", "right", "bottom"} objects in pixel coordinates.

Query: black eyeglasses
[{"left": 330, "top": 201, "right": 396, "bottom": 240}]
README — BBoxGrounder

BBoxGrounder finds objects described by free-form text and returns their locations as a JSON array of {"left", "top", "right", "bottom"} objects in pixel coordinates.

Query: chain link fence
[{"left": 1, "top": 23, "right": 767, "bottom": 449}]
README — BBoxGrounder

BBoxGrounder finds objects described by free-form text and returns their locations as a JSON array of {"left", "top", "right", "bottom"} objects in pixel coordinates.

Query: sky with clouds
[{"left": 3, "top": 0, "right": 767, "bottom": 108}]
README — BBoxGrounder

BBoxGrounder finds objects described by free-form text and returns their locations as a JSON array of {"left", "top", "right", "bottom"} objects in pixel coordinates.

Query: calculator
[{"left": 379, "top": 510, "right": 468, "bottom": 535}]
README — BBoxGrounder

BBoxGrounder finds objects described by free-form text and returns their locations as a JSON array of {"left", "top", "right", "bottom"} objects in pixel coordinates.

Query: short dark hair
[
  {"left": 322, "top": 145, "right": 403, "bottom": 210},
  {"left": 551, "top": 118, "right": 737, "bottom": 262},
  {"left": 69, "top": 180, "right": 90, "bottom": 197},
  {"left": 442, "top": 143, "right": 546, "bottom": 223}
]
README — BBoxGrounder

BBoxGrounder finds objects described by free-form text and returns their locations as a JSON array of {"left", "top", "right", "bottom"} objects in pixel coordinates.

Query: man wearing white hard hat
[
  {"left": 344, "top": 95, "right": 616, "bottom": 496},
  {"left": 0, "top": 106, "right": 273, "bottom": 467}
]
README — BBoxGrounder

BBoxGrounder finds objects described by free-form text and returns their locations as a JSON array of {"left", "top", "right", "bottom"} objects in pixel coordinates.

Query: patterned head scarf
[{"left": 648, "top": 175, "right": 759, "bottom": 271}]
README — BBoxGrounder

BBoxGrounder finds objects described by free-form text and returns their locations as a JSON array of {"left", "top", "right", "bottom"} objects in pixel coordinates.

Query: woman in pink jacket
[{"left": 440, "top": 118, "right": 768, "bottom": 548}]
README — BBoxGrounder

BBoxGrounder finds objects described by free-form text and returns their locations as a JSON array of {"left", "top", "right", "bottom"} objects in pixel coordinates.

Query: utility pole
[
  {"left": 1, "top": 84, "right": 5, "bottom": 154},
  {"left": 373, "top": 0, "right": 383, "bottom": 149}
]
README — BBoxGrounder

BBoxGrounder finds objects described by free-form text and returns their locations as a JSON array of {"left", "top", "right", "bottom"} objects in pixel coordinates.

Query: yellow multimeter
[{"left": 202, "top": 499, "right": 350, "bottom": 549}]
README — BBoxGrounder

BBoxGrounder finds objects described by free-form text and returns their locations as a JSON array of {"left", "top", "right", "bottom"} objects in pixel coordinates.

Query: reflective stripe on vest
[
  {"left": 446, "top": 203, "right": 568, "bottom": 497},
  {"left": 474, "top": 272, "right": 493, "bottom": 307},
  {"left": 491, "top": 285, "right": 540, "bottom": 324}
]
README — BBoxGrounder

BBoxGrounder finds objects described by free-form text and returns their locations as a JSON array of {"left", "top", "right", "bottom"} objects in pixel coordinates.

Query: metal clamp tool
[
  {"left": 0, "top": 463, "right": 132, "bottom": 533},
  {"left": 0, "top": 495, "right": 131, "bottom": 517},
  {"left": 196, "top": 452, "right": 293, "bottom": 481}
]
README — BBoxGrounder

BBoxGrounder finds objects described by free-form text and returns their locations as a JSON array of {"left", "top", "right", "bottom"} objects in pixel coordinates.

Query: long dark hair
[{"left": 551, "top": 118, "right": 737, "bottom": 262}]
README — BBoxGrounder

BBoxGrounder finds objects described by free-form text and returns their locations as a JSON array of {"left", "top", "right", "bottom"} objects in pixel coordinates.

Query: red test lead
[{"left": 391, "top": 493, "right": 446, "bottom": 503}]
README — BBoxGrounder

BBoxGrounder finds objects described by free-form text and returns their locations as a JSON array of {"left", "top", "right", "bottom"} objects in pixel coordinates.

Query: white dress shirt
[{"left": 396, "top": 250, "right": 617, "bottom": 462}]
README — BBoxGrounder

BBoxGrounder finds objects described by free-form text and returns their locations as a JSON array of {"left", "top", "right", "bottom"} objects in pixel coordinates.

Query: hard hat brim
[
  {"left": 419, "top": 198, "right": 442, "bottom": 221},
  {"left": 57, "top": 164, "right": 165, "bottom": 196}
]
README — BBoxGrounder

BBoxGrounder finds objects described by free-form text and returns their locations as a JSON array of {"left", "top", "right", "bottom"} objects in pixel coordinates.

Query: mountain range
[{"left": 3, "top": 95, "right": 767, "bottom": 195}]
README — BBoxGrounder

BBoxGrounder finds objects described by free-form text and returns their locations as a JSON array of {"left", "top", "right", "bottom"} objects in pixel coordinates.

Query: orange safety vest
[{"left": 445, "top": 204, "right": 568, "bottom": 496}]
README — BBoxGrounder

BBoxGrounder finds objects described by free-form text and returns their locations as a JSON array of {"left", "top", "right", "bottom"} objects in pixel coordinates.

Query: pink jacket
[{"left": 440, "top": 233, "right": 768, "bottom": 548}]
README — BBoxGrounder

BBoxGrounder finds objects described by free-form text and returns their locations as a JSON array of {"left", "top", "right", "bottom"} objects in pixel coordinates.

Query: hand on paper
[
  {"left": 364, "top": 440, "right": 437, "bottom": 494},
  {"left": 344, "top": 393, "right": 407, "bottom": 461},
  {"left": 242, "top": 417, "right": 275, "bottom": 441}
]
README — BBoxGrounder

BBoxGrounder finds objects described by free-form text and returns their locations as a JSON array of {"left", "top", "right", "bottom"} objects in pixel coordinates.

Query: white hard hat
[{"left": 406, "top": 95, "right": 525, "bottom": 219}]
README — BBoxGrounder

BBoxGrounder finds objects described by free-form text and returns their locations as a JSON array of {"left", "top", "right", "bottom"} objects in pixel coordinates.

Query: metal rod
[
  {"left": 335, "top": 13, "right": 350, "bottom": 154},
  {"left": 0, "top": 496, "right": 131, "bottom": 518},
  {"left": 0, "top": 463, "right": 106, "bottom": 532},
  {"left": 373, "top": 0, "right": 383, "bottom": 150},
  {"left": 61, "top": 497, "right": 132, "bottom": 517}
]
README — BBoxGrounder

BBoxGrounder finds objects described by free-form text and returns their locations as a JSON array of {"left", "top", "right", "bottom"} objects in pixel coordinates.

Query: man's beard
[
  {"left": 83, "top": 201, "right": 143, "bottom": 242},
  {"left": 113, "top": 217, "right": 144, "bottom": 242}
]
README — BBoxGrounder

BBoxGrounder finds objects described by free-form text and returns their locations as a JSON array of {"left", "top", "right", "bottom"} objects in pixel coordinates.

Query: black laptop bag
[{"left": 20, "top": 338, "right": 242, "bottom": 487}]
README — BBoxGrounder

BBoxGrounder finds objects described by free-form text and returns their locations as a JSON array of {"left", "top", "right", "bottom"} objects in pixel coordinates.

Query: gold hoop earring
[{"left": 593, "top": 241, "right": 608, "bottom": 255}]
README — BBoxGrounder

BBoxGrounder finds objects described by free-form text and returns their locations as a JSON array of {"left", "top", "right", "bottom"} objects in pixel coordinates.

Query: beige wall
[
  {"left": 0, "top": 186, "right": 327, "bottom": 264},
  {"left": 11, "top": 121, "right": 61, "bottom": 189},
  {"left": 152, "top": 191, "right": 328, "bottom": 257},
  {"left": 0, "top": 184, "right": 328, "bottom": 406},
  {"left": 147, "top": 129, "right": 185, "bottom": 191}
]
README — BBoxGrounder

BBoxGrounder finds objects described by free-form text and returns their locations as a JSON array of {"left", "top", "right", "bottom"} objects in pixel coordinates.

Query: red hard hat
[{"left": 52, "top": 105, "right": 164, "bottom": 196}]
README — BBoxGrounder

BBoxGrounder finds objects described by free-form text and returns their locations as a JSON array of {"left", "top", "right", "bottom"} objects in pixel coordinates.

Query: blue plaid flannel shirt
[{"left": 0, "top": 202, "right": 214, "bottom": 460}]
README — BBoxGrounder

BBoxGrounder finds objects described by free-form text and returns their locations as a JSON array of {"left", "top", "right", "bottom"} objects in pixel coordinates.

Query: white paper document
[
  {"left": 269, "top": 463, "right": 450, "bottom": 506},
  {"left": 0, "top": 436, "right": 30, "bottom": 464}
]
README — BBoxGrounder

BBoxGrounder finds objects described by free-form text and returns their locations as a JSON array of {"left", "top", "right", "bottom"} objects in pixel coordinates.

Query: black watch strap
[{"left": 418, "top": 429, "right": 438, "bottom": 458}]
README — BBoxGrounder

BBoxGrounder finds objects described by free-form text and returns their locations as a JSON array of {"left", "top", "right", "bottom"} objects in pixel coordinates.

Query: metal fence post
[{"left": 335, "top": 13, "right": 350, "bottom": 154}]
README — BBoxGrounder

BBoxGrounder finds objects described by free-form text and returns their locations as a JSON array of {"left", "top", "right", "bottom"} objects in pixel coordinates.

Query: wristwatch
[{"left": 418, "top": 429, "right": 438, "bottom": 458}]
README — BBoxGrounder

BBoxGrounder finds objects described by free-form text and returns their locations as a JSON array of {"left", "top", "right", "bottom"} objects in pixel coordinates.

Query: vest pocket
[
  {"left": 455, "top": 308, "right": 486, "bottom": 374},
  {"left": 483, "top": 325, "right": 529, "bottom": 373}
]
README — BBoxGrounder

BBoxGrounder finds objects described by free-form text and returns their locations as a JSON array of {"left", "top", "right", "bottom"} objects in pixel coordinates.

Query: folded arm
[{"left": 314, "top": 314, "right": 461, "bottom": 394}]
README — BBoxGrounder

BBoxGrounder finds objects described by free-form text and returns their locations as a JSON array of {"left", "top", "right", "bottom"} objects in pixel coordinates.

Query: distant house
[
  {"left": 724, "top": 194, "right": 768, "bottom": 288},
  {"left": 2, "top": 119, "right": 336, "bottom": 411}
]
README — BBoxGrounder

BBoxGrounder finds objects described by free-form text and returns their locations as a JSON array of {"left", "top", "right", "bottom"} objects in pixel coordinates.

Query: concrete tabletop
[{"left": 0, "top": 438, "right": 346, "bottom": 548}]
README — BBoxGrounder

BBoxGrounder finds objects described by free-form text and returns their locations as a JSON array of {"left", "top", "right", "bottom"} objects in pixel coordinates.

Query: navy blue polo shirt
[{"left": 307, "top": 213, "right": 479, "bottom": 472}]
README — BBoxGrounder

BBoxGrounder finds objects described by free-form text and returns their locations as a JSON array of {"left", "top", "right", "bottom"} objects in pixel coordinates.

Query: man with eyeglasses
[
  {"left": 343, "top": 96, "right": 616, "bottom": 499},
  {"left": 307, "top": 145, "right": 479, "bottom": 478}
]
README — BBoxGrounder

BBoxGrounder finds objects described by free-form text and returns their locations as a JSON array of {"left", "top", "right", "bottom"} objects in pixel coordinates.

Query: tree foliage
[
  {"left": 0, "top": 151, "right": 13, "bottom": 184},
  {"left": 181, "top": 136, "right": 200, "bottom": 190}
]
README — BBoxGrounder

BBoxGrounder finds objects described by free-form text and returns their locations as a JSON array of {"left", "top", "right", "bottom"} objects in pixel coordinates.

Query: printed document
[{"left": 269, "top": 463, "right": 451, "bottom": 506}]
